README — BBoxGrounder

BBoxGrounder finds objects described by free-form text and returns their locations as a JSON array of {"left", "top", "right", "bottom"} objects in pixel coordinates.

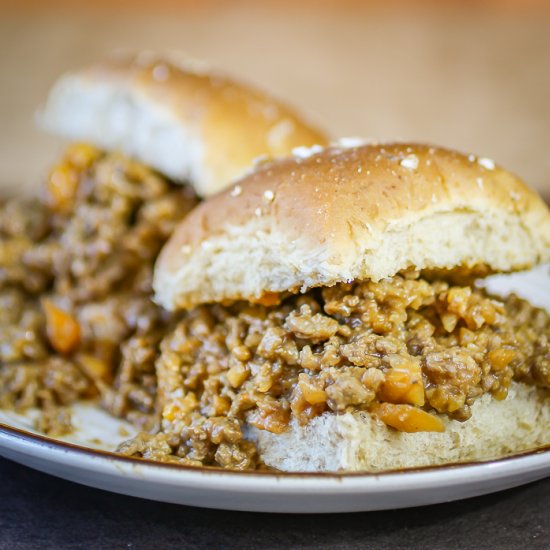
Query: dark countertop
[{"left": 0, "top": 457, "right": 548, "bottom": 549}]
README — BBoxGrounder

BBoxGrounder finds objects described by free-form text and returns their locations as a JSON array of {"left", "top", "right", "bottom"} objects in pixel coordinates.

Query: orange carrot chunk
[
  {"left": 373, "top": 403, "right": 445, "bottom": 433},
  {"left": 43, "top": 300, "right": 81, "bottom": 355}
]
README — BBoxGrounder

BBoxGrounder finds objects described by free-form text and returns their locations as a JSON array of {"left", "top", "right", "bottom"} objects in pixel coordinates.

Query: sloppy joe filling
[
  {"left": 0, "top": 144, "right": 196, "bottom": 434},
  {"left": 1, "top": 147, "right": 549, "bottom": 471},
  {"left": 130, "top": 274, "right": 549, "bottom": 469}
]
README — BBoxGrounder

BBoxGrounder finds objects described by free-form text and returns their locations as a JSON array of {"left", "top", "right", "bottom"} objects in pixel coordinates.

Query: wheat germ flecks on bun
[
  {"left": 38, "top": 52, "right": 329, "bottom": 198},
  {"left": 154, "top": 142, "right": 550, "bottom": 311}
]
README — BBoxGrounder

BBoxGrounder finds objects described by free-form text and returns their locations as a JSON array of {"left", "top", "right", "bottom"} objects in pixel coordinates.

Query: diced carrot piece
[
  {"left": 247, "top": 407, "right": 290, "bottom": 434},
  {"left": 379, "top": 359, "right": 425, "bottom": 406},
  {"left": 212, "top": 395, "right": 231, "bottom": 416},
  {"left": 227, "top": 364, "right": 249, "bottom": 388},
  {"left": 373, "top": 403, "right": 445, "bottom": 433},
  {"left": 76, "top": 353, "right": 111, "bottom": 383},
  {"left": 252, "top": 292, "right": 281, "bottom": 307},
  {"left": 487, "top": 348, "right": 516, "bottom": 372},
  {"left": 163, "top": 394, "right": 199, "bottom": 422},
  {"left": 43, "top": 300, "right": 81, "bottom": 355},
  {"left": 298, "top": 376, "right": 327, "bottom": 405},
  {"left": 65, "top": 143, "right": 101, "bottom": 169},
  {"left": 45, "top": 164, "right": 79, "bottom": 213}
]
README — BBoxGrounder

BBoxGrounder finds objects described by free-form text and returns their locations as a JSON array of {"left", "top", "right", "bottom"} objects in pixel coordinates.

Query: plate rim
[{"left": 2, "top": 418, "right": 550, "bottom": 481}]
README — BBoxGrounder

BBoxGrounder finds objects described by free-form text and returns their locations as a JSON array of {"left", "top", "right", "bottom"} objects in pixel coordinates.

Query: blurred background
[{"left": 1, "top": 0, "right": 550, "bottom": 199}]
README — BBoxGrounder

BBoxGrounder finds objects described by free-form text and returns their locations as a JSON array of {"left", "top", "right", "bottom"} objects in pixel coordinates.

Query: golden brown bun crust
[
  {"left": 154, "top": 142, "right": 550, "bottom": 310},
  {"left": 39, "top": 52, "right": 328, "bottom": 197}
]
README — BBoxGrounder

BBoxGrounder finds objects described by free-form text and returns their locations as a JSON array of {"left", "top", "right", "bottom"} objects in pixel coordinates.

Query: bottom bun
[{"left": 247, "top": 382, "right": 550, "bottom": 472}]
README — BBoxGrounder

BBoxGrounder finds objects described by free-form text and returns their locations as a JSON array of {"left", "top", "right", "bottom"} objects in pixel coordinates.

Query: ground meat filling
[
  {"left": 0, "top": 144, "right": 196, "bottom": 434},
  {"left": 148, "top": 274, "right": 550, "bottom": 469},
  {"left": 1, "top": 146, "right": 549, "bottom": 470}
]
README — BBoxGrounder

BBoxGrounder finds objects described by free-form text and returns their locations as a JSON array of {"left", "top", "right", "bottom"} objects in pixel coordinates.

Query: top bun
[
  {"left": 154, "top": 142, "right": 550, "bottom": 310},
  {"left": 38, "top": 52, "right": 328, "bottom": 197}
]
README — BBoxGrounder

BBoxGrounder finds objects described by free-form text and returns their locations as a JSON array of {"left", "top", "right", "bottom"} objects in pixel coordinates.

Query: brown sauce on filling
[
  {"left": 1, "top": 145, "right": 548, "bottom": 470},
  {"left": 0, "top": 144, "right": 197, "bottom": 434},
  {"left": 139, "top": 275, "right": 550, "bottom": 469}
]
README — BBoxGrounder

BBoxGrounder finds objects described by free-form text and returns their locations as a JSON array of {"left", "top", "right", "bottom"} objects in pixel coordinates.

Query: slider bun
[
  {"left": 38, "top": 52, "right": 328, "bottom": 198},
  {"left": 154, "top": 142, "right": 550, "bottom": 311},
  {"left": 249, "top": 382, "right": 550, "bottom": 472}
]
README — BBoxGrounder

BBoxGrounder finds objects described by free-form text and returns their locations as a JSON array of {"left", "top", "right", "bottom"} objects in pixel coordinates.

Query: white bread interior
[
  {"left": 154, "top": 142, "right": 550, "bottom": 310},
  {"left": 247, "top": 382, "right": 550, "bottom": 472},
  {"left": 38, "top": 52, "right": 328, "bottom": 198}
]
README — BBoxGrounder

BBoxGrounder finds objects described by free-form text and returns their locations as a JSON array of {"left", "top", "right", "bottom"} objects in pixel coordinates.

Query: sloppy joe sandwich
[
  {"left": 39, "top": 52, "right": 326, "bottom": 198},
  {"left": 0, "top": 53, "right": 327, "bottom": 436},
  {"left": 146, "top": 142, "right": 550, "bottom": 471}
]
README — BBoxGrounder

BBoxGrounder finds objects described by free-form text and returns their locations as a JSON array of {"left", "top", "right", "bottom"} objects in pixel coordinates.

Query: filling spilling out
[
  {"left": 124, "top": 274, "right": 550, "bottom": 470},
  {"left": 0, "top": 144, "right": 196, "bottom": 434},
  {"left": 0, "top": 147, "right": 549, "bottom": 470}
]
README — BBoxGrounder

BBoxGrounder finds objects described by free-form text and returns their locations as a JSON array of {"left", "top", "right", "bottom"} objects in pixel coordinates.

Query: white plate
[{"left": 1, "top": 266, "right": 549, "bottom": 513}]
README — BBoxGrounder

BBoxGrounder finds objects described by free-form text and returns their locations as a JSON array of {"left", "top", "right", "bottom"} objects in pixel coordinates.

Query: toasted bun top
[
  {"left": 38, "top": 52, "right": 328, "bottom": 197},
  {"left": 154, "top": 142, "right": 550, "bottom": 310}
]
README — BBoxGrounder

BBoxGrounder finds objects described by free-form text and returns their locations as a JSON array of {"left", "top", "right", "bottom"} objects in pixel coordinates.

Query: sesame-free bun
[
  {"left": 154, "top": 142, "right": 550, "bottom": 310},
  {"left": 38, "top": 52, "right": 328, "bottom": 198}
]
